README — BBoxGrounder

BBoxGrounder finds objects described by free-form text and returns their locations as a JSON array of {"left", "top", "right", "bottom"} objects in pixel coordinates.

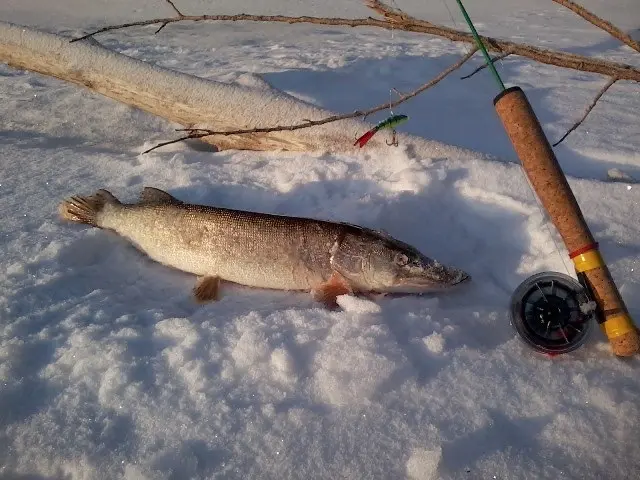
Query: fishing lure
[{"left": 354, "top": 114, "right": 409, "bottom": 148}]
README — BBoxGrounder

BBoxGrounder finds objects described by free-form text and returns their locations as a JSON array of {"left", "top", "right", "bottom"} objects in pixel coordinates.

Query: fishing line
[
  {"left": 521, "top": 168, "right": 574, "bottom": 277},
  {"left": 388, "top": 0, "right": 402, "bottom": 112},
  {"left": 353, "top": 0, "right": 408, "bottom": 147},
  {"left": 451, "top": 0, "right": 572, "bottom": 277},
  {"left": 441, "top": 0, "right": 460, "bottom": 34},
  {"left": 440, "top": 0, "right": 474, "bottom": 60}
]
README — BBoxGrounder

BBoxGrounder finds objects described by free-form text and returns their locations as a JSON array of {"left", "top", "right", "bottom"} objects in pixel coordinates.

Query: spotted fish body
[{"left": 59, "top": 187, "right": 469, "bottom": 305}]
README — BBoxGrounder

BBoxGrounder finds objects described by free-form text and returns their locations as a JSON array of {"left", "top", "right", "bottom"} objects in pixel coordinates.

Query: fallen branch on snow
[{"left": 2, "top": 0, "right": 638, "bottom": 151}]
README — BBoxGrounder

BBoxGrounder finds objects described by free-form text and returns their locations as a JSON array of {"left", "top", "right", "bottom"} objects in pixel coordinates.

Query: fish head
[{"left": 332, "top": 227, "right": 470, "bottom": 293}]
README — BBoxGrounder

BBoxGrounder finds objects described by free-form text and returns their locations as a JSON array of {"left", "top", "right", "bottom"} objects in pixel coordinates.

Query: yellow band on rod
[
  {"left": 571, "top": 249, "right": 604, "bottom": 272},
  {"left": 600, "top": 312, "right": 636, "bottom": 339}
]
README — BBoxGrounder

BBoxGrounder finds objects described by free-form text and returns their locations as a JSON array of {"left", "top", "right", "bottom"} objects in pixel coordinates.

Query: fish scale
[{"left": 100, "top": 202, "right": 341, "bottom": 291}]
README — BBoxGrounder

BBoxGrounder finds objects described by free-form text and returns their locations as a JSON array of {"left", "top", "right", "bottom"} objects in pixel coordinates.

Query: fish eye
[{"left": 394, "top": 253, "right": 409, "bottom": 266}]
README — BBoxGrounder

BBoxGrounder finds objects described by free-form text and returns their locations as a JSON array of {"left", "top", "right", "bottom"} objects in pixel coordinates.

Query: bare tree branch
[
  {"left": 165, "top": 0, "right": 184, "bottom": 17},
  {"left": 4, "top": 0, "right": 634, "bottom": 154},
  {"left": 69, "top": 14, "right": 401, "bottom": 44},
  {"left": 142, "top": 47, "right": 478, "bottom": 153},
  {"left": 553, "top": 77, "right": 618, "bottom": 146},
  {"left": 40, "top": 0, "right": 640, "bottom": 151},
  {"left": 552, "top": 0, "right": 640, "bottom": 53},
  {"left": 363, "top": 0, "right": 640, "bottom": 82},
  {"left": 68, "top": 4, "right": 640, "bottom": 83},
  {"left": 461, "top": 51, "right": 511, "bottom": 80}
]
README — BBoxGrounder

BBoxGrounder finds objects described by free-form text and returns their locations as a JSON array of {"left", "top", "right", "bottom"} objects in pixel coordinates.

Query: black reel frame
[{"left": 509, "top": 270, "right": 602, "bottom": 355}]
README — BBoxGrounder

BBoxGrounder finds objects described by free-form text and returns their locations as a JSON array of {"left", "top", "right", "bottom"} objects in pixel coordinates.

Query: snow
[
  {"left": 1, "top": 0, "right": 640, "bottom": 479},
  {"left": 406, "top": 447, "right": 443, "bottom": 480}
]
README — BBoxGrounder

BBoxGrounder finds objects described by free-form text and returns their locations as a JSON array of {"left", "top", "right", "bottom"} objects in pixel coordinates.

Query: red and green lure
[{"left": 354, "top": 114, "right": 409, "bottom": 148}]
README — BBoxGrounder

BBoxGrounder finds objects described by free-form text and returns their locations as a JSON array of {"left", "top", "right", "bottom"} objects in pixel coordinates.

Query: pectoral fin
[
  {"left": 193, "top": 275, "right": 220, "bottom": 303},
  {"left": 311, "top": 271, "right": 353, "bottom": 308}
]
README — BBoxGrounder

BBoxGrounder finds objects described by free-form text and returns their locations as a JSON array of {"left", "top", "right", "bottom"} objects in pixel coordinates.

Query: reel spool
[{"left": 509, "top": 272, "right": 597, "bottom": 355}]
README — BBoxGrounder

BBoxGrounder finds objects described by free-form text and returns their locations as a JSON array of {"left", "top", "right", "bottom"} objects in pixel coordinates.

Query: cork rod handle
[{"left": 493, "top": 87, "right": 639, "bottom": 356}]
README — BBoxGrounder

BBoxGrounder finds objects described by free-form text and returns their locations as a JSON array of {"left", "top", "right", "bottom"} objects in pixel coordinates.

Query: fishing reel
[{"left": 509, "top": 271, "right": 600, "bottom": 355}]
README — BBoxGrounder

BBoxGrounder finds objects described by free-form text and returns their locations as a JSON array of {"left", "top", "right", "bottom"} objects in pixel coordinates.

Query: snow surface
[{"left": 1, "top": 0, "right": 640, "bottom": 479}]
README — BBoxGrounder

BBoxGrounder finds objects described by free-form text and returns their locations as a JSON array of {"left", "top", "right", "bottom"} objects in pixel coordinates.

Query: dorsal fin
[{"left": 139, "top": 187, "right": 182, "bottom": 205}]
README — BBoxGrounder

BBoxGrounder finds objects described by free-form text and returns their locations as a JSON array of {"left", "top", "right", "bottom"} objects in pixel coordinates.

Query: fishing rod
[
  {"left": 452, "top": 0, "right": 638, "bottom": 357},
  {"left": 453, "top": 0, "right": 505, "bottom": 92}
]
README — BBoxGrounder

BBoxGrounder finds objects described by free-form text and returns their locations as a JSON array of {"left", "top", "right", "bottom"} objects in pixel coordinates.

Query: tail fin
[{"left": 58, "top": 189, "right": 120, "bottom": 227}]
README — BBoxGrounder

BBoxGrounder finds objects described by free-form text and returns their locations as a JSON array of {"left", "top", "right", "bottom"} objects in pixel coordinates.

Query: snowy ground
[{"left": 1, "top": 1, "right": 640, "bottom": 479}]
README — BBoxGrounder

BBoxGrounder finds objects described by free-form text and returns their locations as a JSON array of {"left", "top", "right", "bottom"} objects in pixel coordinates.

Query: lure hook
[{"left": 385, "top": 130, "right": 399, "bottom": 147}]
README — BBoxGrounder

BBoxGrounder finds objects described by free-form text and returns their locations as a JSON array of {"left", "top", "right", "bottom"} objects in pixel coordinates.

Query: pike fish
[{"left": 59, "top": 187, "right": 470, "bottom": 306}]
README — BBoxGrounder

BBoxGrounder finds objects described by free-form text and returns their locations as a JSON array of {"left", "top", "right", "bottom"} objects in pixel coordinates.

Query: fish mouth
[
  {"left": 389, "top": 270, "right": 471, "bottom": 293},
  {"left": 453, "top": 272, "right": 471, "bottom": 285}
]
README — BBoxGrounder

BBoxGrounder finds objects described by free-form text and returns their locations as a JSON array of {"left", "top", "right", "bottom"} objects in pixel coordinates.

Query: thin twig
[
  {"left": 553, "top": 77, "right": 618, "bottom": 146},
  {"left": 70, "top": 14, "right": 404, "bottom": 43},
  {"left": 143, "top": 135, "right": 197, "bottom": 153},
  {"left": 552, "top": 0, "right": 640, "bottom": 54},
  {"left": 67, "top": 6, "right": 640, "bottom": 82},
  {"left": 461, "top": 52, "right": 511, "bottom": 79},
  {"left": 154, "top": 22, "right": 169, "bottom": 34},
  {"left": 142, "top": 48, "right": 478, "bottom": 153},
  {"left": 165, "top": 0, "right": 184, "bottom": 17}
]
